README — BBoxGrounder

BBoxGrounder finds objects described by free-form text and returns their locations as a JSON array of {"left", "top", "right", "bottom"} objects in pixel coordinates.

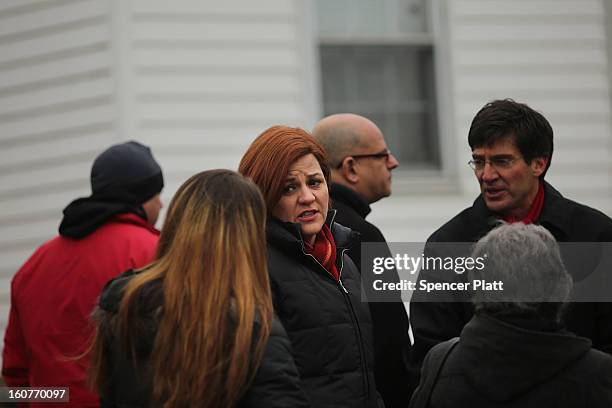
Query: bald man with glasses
[{"left": 314, "top": 113, "right": 413, "bottom": 408}]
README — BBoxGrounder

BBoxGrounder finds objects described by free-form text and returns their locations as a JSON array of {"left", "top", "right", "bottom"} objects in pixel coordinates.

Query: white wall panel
[
  {"left": 0, "top": 23, "right": 108, "bottom": 64},
  {"left": 131, "top": 0, "right": 295, "bottom": 15},
  {"left": 0, "top": 57, "right": 110, "bottom": 91},
  {"left": 0, "top": 0, "right": 106, "bottom": 37},
  {"left": 0, "top": 0, "right": 115, "bottom": 341}
]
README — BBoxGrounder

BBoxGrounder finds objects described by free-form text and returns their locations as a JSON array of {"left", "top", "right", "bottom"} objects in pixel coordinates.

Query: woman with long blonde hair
[{"left": 89, "top": 169, "right": 309, "bottom": 407}]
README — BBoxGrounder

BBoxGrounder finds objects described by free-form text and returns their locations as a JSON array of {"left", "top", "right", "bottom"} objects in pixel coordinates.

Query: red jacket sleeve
[{"left": 2, "top": 292, "right": 29, "bottom": 386}]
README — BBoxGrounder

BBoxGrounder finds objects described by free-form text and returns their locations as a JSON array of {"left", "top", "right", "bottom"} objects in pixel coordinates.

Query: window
[{"left": 316, "top": 0, "right": 439, "bottom": 169}]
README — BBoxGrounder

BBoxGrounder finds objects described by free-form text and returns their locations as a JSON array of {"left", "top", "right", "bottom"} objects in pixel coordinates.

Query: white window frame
[{"left": 303, "top": 0, "right": 458, "bottom": 194}]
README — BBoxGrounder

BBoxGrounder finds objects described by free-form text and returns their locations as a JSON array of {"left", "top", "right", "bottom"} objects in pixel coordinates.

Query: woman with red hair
[{"left": 240, "top": 126, "right": 382, "bottom": 407}]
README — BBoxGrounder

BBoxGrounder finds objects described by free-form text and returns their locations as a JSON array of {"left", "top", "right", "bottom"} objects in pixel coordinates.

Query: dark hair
[
  {"left": 468, "top": 99, "right": 554, "bottom": 178},
  {"left": 238, "top": 125, "right": 330, "bottom": 211}
]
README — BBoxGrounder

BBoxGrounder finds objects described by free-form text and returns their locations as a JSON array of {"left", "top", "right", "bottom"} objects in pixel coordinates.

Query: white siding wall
[
  {"left": 0, "top": 0, "right": 117, "bottom": 337},
  {"left": 125, "top": 0, "right": 315, "bottom": 200},
  {"left": 0, "top": 0, "right": 317, "bottom": 342},
  {"left": 371, "top": 0, "right": 612, "bottom": 242}
]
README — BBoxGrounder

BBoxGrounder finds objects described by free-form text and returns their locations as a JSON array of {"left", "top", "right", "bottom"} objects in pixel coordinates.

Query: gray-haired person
[{"left": 410, "top": 223, "right": 612, "bottom": 408}]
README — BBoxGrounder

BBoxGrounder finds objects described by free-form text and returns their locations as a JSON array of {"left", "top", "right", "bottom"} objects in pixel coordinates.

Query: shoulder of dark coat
[
  {"left": 98, "top": 269, "right": 138, "bottom": 313},
  {"left": 333, "top": 203, "right": 385, "bottom": 243},
  {"left": 567, "top": 348, "right": 612, "bottom": 384},
  {"left": 427, "top": 206, "right": 479, "bottom": 243},
  {"left": 330, "top": 221, "right": 360, "bottom": 249},
  {"left": 560, "top": 197, "right": 612, "bottom": 239},
  {"left": 98, "top": 269, "right": 162, "bottom": 314}
]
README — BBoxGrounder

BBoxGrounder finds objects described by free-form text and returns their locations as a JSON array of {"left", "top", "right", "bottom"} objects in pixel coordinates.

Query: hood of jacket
[
  {"left": 59, "top": 198, "right": 150, "bottom": 239},
  {"left": 455, "top": 314, "right": 592, "bottom": 402}
]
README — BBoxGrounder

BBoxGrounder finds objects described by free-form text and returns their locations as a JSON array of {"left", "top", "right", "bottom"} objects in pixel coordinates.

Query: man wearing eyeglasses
[
  {"left": 410, "top": 99, "right": 612, "bottom": 370},
  {"left": 314, "top": 113, "right": 413, "bottom": 408}
]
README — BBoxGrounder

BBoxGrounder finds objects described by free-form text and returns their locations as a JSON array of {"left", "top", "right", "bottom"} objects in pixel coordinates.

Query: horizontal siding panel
[
  {"left": 0, "top": 131, "right": 113, "bottom": 168},
  {"left": 547, "top": 173, "right": 612, "bottom": 192},
  {"left": 555, "top": 135, "right": 610, "bottom": 150},
  {"left": 157, "top": 154, "right": 243, "bottom": 175},
  {"left": 137, "top": 127, "right": 263, "bottom": 148},
  {"left": 134, "top": 21, "right": 296, "bottom": 42},
  {"left": 457, "top": 98, "right": 611, "bottom": 118},
  {"left": 134, "top": 47, "right": 298, "bottom": 68},
  {"left": 555, "top": 123, "right": 612, "bottom": 141},
  {"left": 553, "top": 148, "right": 611, "bottom": 167},
  {"left": 455, "top": 48, "right": 606, "bottom": 67},
  {"left": 0, "top": 77, "right": 112, "bottom": 116},
  {"left": 0, "top": 0, "right": 80, "bottom": 13},
  {"left": 455, "top": 64, "right": 606, "bottom": 76},
  {"left": 454, "top": 23, "right": 604, "bottom": 42},
  {"left": 139, "top": 117, "right": 300, "bottom": 130},
  {"left": 455, "top": 73, "right": 608, "bottom": 93},
  {"left": 1, "top": 185, "right": 89, "bottom": 218},
  {"left": 131, "top": 0, "right": 294, "bottom": 15},
  {"left": 0, "top": 219, "right": 60, "bottom": 247},
  {"left": 0, "top": 162, "right": 92, "bottom": 196},
  {"left": 0, "top": 0, "right": 47, "bottom": 12},
  {"left": 137, "top": 101, "right": 303, "bottom": 121},
  {"left": 0, "top": 208, "right": 63, "bottom": 229},
  {"left": 453, "top": 0, "right": 602, "bottom": 17},
  {"left": 456, "top": 90, "right": 609, "bottom": 102},
  {"left": 0, "top": 51, "right": 111, "bottom": 90},
  {"left": 0, "top": 23, "right": 108, "bottom": 65},
  {"left": 0, "top": 250, "right": 35, "bottom": 277},
  {"left": 0, "top": 0, "right": 106, "bottom": 38},
  {"left": 136, "top": 91, "right": 297, "bottom": 103},
  {"left": 143, "top": 143, "right": 249, "bottom": 159},
  {"left": 136, "top": 73, "right": 299, "bottom": 94},
  {"left": 0, "top": 104, "right": 114, "bottom": 140}
]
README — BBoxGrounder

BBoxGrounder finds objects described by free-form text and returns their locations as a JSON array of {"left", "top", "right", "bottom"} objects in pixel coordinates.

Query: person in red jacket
[{"left": 2, "top": 141, "right": 164, "bottom": 407}]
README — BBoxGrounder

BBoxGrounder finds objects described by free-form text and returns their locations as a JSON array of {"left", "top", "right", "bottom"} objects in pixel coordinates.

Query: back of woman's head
[
  {"left": 116, "top": 170, "right": 272, "bottom": 407},
  {"left": 239, "top": 125, "right": 330, "bottom": 211},
  {"left": 470, "top": 223, "right": 572, "bottom": 323}
]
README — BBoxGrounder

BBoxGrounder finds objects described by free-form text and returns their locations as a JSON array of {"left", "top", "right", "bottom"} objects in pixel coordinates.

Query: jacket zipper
[
  {"left": 300, "top": 245, "right": 371, "bottom": 405},
  {"left": 301, "top": 248, "right": 349, "bottom": 293}
]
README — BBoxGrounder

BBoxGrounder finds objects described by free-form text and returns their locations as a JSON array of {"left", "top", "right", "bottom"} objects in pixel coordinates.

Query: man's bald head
[
  {"left": 313, "top": 113, "right": 398, "bottom": 203},
  {"left": 312, "top": 113, "right": 380, "bottom": 168}
]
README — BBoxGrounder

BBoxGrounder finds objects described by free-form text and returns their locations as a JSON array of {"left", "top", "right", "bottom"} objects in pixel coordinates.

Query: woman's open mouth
[{"left": 296, "top": 209, "right": 318, "bottom": 222}]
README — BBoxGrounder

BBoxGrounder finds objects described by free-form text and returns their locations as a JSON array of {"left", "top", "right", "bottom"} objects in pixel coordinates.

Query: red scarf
[
  {"left": 305, "top": 224, "right": 339, "bottom": 281},
  {"left": 503, "top": 182, "right": 544, "bottom": 224}
]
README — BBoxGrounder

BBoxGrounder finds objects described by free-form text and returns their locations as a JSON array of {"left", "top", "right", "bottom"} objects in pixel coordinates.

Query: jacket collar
[
  {"left": 111, "top": 213, "right": 160, "bottom": 235},
  {"left": 471, "top": 180, "right": 572, "bottom": 240},
  {"left": 330, "top": 183, "right": 371, "bottom": 218},
  {"left": 266, "top": 209, "right": 358, "bottom": 253}
]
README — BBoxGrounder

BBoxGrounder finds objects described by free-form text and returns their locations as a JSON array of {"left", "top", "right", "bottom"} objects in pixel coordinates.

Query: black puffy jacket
[
  {"left": 266, "top": 212, "right": 382, "bottom": 408},
  {"left": 96, "top": 270, "right": 310, "bottom": 408},
  {"left": 412, "top": 314, "right": 612, "bottom": 408}
]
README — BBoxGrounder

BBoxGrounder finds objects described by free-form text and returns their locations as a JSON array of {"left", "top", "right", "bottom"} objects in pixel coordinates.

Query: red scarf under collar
[
  {"left": 503, "top": 182, "right": 544, "bottom": 224},
  {"left": 304, "top": 224, "right": 339, "bottom": 281}
]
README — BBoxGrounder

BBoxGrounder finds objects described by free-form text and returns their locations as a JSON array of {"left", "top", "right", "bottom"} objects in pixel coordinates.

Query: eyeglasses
[
  {"left": 468, "top": 157, "right": 522, "bottom": 172},
  {"left": 336, "top": 149, "right": 392, "bottom": 169}
]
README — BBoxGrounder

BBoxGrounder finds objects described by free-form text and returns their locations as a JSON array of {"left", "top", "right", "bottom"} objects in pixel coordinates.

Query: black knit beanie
[{"left": 59, "top": 141, "right": 164, "bottom": 238}]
